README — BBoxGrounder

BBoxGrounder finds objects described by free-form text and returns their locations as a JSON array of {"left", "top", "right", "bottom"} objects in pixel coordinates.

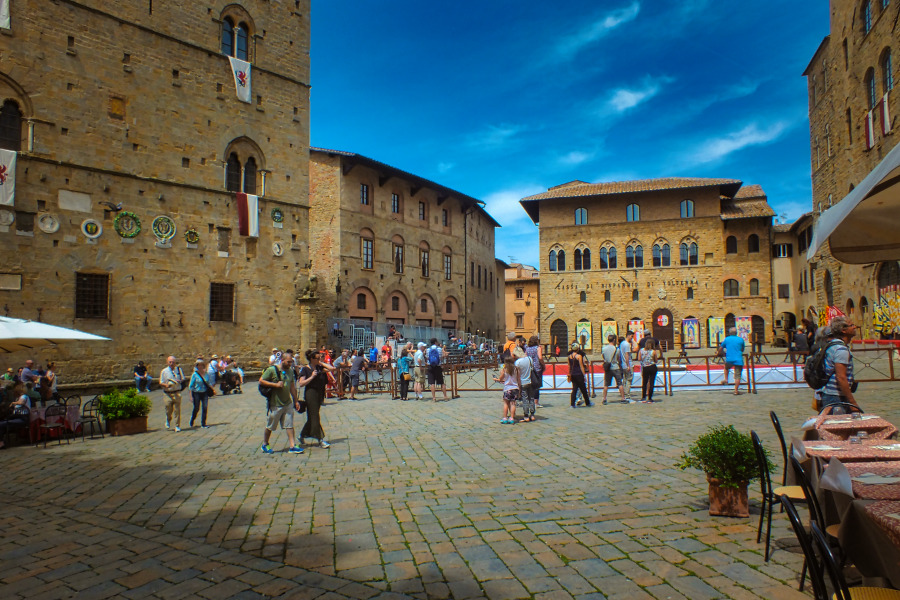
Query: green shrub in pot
[
  {"left": 97, "top": 388, "right": 152, "bottom": 421},
  {"left": 677, "top": 424, "right": 771, "bottom": 488}
]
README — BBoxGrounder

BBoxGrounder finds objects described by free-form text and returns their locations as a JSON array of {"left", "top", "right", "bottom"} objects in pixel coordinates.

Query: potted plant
[
  {"left": 677, "top": 424, "right": 770, "bottom": 517},
  {"left": 98, "top": 388, "right": 152, "bottom": 436}
]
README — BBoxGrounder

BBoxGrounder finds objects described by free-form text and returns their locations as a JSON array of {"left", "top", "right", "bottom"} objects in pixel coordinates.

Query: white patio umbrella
[
  {"left": 0, "top": 316, "right": 111, "bottom": 353},
  {"left": 808, "top": 141, "right": 900, "bottom": 263}
]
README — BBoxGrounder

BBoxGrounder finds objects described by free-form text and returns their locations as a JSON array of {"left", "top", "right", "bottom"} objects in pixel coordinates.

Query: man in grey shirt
[
  {"left": 601, "top": 335, "right": 625, "bottom": 404},
  {"left": 348, "top": 350, "right": 368, "bottom": 400},
  {"left": 619, "top": 331, "right": 635, "bottom": 402}
]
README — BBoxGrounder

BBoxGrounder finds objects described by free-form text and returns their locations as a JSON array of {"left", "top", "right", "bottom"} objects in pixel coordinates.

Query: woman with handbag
[
  {"left": 525, "top": 336, "right": 544, "bottom": 407},
  {"left": 189, "top": 359, "right": 215, "bottom": 428},
  {"left": 298, "top": 349, "right": 334, "bottom": 448},
  {"left": 397, "top": 348, "right": 413, "bottom": 400}
]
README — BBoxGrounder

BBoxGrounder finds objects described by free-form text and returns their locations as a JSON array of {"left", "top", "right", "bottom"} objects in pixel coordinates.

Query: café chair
[
  {"left": 819, "top": 403, "right": 864, "bottom": 416},
  {"left": 790, "top": 456, "right": 841, "bottom": 540},
  {"left": 75, "top": 396, "right": 104, "bottom": 441},
  {"left": 781, "top": 495, "right": 828, "bottom": 600},
  {"left": 38, "top": 403, "right": 70, "bottom": 448},
  {"left": 751, "top": 430, "right": 805, "bottom": 562},
  {"left": 810, "top": 521, "right": 900, "bottom": 600},
  {"left": 3, "top": 405, "right": 33, "bottom": 447}
]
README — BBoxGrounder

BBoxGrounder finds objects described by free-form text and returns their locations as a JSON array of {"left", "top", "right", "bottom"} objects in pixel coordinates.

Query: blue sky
[{"left": 310, "top": 1, "right": 828, "bottom": 268}]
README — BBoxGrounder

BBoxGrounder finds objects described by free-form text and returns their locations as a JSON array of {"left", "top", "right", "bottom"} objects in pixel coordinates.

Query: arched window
[
  {"left": 0, "top": 100, "right": 22, "bottom": 151},
  {"left": 725, "top": 236, "right": 737, "bottom": 254},
  {"left": 626, "top": 204, "right": 640, "bottom": 222},
  {"left": 680, "top": 199, "right": 694, "bottom": 218},
  {"left": 549, "top": 250, "right": 557, "bottom": 272},
  {"left": 221, "top": 18, "right": 234, "bottom": 56},
  {"left": 686, "top": 287, "right": 694, "bottom": 300},
  {"left": 862, "top": 0, "right": 872, "bottom": 34},
  {"left": 748, "top": 234, "right": 760, "bottom": 253},
  {"left": 883, "top": 49, "right": 894, "bottom": 93},
  {"left": 608, "top": 247, "right": 617, "bottom": 269},
  {"left": 680, "top": 243, "right": 689, "bottom": 265},
  {"left": 574, "top": 208, "right": 587, "bottom": 225},
  {"left": 604, "top": 290, "right": 611, "bottom": 302},
  {"left": 865, "top": 68, "right": 877, "bottom": 109},
  {"left": 749, "top": 278, "right": 759, "bottom": 296},
  {"left": 825, "top": 270, "right": 834, "bottom": 306},
  {"left": 846, "top": 298, "right": 856, "bottom": 316},
  {"left": 243, "top": 157, "right": 257, "bottom": 195},
  {"left": 599, "top": 247, "right": 608, "bottom": 269},
  {"left": 236, "top": 23, "right": 249, "bottom": 60},
  {"left": 225, "top": 153, "right": 242, "bottom": 192},
  {"left": 878, "top": 261, "right": 900, "bottom": 289},
  {"left": 574, "top": 249, "right": 583, "bottom": 270},
  {"left": 626, "top": 246, "right": 634, "bottom": 269},
  {"left": 724, "top": 279, "right": 739, "bottom": 297},
  {"left": 582, "top": 248, "right": 591, "bottom": 270},
  {"left": 222, "top": 17, "right": 251, "bottom": 61},
  {"left": 652, "top": 244, "right": 662, "bottom": 267},
  {"left": 632, "top": 289, "right": 639, "bottom": 302},
  {"left": 580, "top": 291, "right": 587, "bottom": 303},
  {"left": 634, "top": 245, "right": 643, "bottom": 268},
  {"left": 690, "top": 242, "right": 698, "bottom": 265},
  {"left": 557, "top": 250, "right": 566, "bottom": 271},
  {"left": 662, "top": 244, "right": 670, "bottom": 266}
]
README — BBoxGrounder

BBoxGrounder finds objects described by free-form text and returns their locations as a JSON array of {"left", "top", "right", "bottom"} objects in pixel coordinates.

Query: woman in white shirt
[{"left": 639, "top": 339, "right": 661, "bottom": 403}]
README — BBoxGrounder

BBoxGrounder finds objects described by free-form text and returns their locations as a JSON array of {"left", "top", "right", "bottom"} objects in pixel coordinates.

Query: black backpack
[
  {"left": 259, "top": 366, "right": 281, "bottom": 408},
  {"left": 803, "top": 339, "right": 843, "bottom": 390}
]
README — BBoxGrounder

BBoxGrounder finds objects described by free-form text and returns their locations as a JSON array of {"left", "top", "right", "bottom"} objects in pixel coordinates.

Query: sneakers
[
  {"left": 260, "top": 443, "right": 274, "bottom": 454},
  {"left": 320, "top": 439, "right": 331, "bottom": 448},
  {"left": 202, "top": 425, "right": 210, "bottom": 429},
  {"left": 174, "top": 427, "right": 181, "bottom": 432},
  {"left": 585, "top": 402, "right": 594, "bottom": 407},
  {"left": 602, "top": 399, "right": 608, "bottom": 405},
  {"left": 165, "top": 420, "right": 170, "bottom": 430},
  {"left": 288, "top": 446, "right": 304, "bottom": 454},
  {"left": 576, "top": 399, "right": 584, "bottom": 406}
]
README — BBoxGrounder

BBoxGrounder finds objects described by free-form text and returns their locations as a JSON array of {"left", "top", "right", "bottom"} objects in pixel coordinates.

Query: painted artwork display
[
  {"left": 735, "top": 316, "right": 752, "bottom": 343},
  {"left": 874, "top": 287, "right": 900, "bottom": 336},
  {"left": 601, "top": 321, "right": 618, "bottom": 344},
  {"left": 628, "top": 320, "right": 644, "bottom": 344},
  {"left": 682, "top": 318, "right": 700, "bottom": 349},
  {"left": 575, "top": 322, "right": 592, "bottom": 351},
  {"left": 708, "top": 318, "right": 725, "bottom": 347}
]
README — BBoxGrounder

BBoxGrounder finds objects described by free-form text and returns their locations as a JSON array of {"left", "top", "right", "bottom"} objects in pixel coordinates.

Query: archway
[
  {"left": 415, "top": 294, "right": 435, "bottom": 327},
  {"left": 751, "top": 316, "right": 766, "bottom": 345},
  {"left": 348, "top": 287, "right": 376, "bottom": 321},
  {"left": 442, "top": 296, "right": 460, "bottom": 329},
  {"left": 384, "top": 290, "right": 408, "bottom": 324},
  {"left": 652, "top": 308, "right": 674, "bottom": 351},
  {"left": 549, "top": 319, "right": 568, "bottom": 356}
]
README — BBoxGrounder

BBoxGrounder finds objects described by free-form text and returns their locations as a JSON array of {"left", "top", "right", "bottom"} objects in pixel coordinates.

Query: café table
[
  {"left": 802, "top": 439, "right": 900, "bottom": 463},
  {"left": 29, "top": 404, "right": 80, "bottom": 437},
  {"left": 805, "top": 414, "right": 898, "bottom": 442}
]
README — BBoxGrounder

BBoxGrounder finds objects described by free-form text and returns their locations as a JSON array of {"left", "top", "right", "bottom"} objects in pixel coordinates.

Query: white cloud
[
  {"left": 607, "top": 78, "right": 667, "bottom": 113},
  {"left": 483, "top": 185, "right": 546, "bottom": 228},
  {"left": 555, "top": 2, "right": 640, "bottom": 61},
  {"left": 558, "top": 151, "right": 595, "bottom": 167},
  {"left": 680, "top": 121, "right": 792, "bottom": 167},
  {"left": 465, "top": 124, "right": 525, "bottom": 151}
]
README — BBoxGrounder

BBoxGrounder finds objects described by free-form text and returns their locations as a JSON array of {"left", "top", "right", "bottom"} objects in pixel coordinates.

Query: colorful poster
[
  {"left": 601, "top": 320, "right": 618, "bottom": 344},
  {"left": 682, "top": 319, "right": 700, "bottom": 349},
  {"left": 628, "top": 320, "right": 644, "bottom": 344},
  {"left": 736, "top": 316, "right": 752, "bottom": 343},
  {"left": 708, "top": 318, "right": 725, "bottom": 347},
  {"left": 575, "top": 322, "right": 592, "bottom": 351},
  {"left": 874, "top": 287, "right": 900, "bottom": 335}
]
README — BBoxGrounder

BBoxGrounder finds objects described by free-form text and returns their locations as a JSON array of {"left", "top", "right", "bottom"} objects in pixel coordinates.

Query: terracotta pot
[
  {"left": 107, "top": 416, "right": 148, "bottom": 436},
  {"left": 707, "top": 476, "right": 749, "bottom": 517}
]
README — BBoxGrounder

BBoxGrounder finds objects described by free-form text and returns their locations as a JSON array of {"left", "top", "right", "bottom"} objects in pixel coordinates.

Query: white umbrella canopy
[
  {"left": 0, "top": 316, "right": 111, "bottom": 353},
  {"left": 809, "top": 141, "right": 900, "bottom": 264}
]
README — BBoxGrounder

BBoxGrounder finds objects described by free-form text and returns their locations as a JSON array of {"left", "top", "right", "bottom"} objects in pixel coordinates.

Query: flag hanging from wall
[
  {"left": 228, "top": 56, "right": 252, "bottom": 103},
  {"left": 0, "top": 149, "right": 16, "bottom": 206},
  {"left": 236, "top": 193, "right": 258, "bottom": 237},
  {"left": 865, "top": 110, "right": 875, "bottom": 149},
  {"left": 0, "top": 0, "right": 10, "bottom": 29},
  {"left": 882, "top": 93, "right": 892, "bottom": 136}
]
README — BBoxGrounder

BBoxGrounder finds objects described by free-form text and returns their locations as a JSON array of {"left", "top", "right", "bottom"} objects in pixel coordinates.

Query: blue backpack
[{"left": 428, "top": 346, "right": 441, "bottom": 366}]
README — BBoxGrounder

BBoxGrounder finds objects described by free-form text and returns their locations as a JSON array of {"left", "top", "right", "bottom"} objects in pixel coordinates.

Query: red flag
[{"left": 236, "top": 193, "right": 259, "bottom": 237}]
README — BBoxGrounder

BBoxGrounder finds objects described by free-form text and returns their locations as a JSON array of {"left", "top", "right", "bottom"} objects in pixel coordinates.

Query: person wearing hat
[
  {"left": 206, "top": 354, "right": 219, "bottom": 388},
  {"left": 414, "top": 342, "right": 428, "bottom": 400},
  {"left": 568, "top": 341, "right": 592, "bottom": 408},
  {"left": 269, "top": 348, "right": 282, "bottom": 367},
  {"left": 1, "top": 368, "right": 14, "bottom": 381}
]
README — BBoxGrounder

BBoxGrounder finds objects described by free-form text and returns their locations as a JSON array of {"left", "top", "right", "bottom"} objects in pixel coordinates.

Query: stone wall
[{"left": 0, "top": 0, "right": 312, "bottom": 380}]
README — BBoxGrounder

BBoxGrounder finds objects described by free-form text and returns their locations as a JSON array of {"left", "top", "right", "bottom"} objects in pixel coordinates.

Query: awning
[
  {"left": 0, "top": 316, "right": 111, "bottom": 353},
  {"left": 809, "top": 141, "right": 900, "bottom": 263}
]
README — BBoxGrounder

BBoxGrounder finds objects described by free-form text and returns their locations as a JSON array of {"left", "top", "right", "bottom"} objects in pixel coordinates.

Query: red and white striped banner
[
  {"left": 0, "top": 148, "right": 15, "bottom": 206},
  {"left": 865, "top": 110, "right": 875, "bottom": 150},
  {"left": 882, "top": 92, "right": 892, "bottom": 136},
  {"left": 236, "top": 193, "right": 258, "bottom": 237}
]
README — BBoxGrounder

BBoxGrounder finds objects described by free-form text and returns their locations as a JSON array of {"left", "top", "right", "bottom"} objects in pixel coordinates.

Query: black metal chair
[
  {"left": 770, "top": 411, "right": 793, "bottom": 486},
  {"left": 819, "top": 402, "right": 864, "bottom": 416},
  {"left": 781, "top": 495, "right": 827, "bottom": 600},
  {"left": 2, "top": 404, "right": 33, "bottom": 448},
  {"left": 38, "top": 403, "right": 70, "bottom": 448},
  {"left": 810, "top": 521, "right": 900, "bottom": 600},
  {"left": 751, "top": 430, "right": 805, "bottom": 562},
  {"left": 75, "top": 396, "right": 104, "bottom": 441}
]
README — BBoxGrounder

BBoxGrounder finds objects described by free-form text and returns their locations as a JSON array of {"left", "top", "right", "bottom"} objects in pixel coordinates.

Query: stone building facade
[
  {"left": 804, "top": 0, "right": 898, "bottom": 335},
  {"left": 504, "top": 263, "right": 541, "bottom": 340},
  {"left": 0, "top": 0, "right": 312, "bottom": 380},
  {"left": 771, "top": 214, "right": 818, "bottom": 340},
  {"left": 308, "top": 148, "right": 501, "bottom": 343},
  {"left": 520, "top": 179, "right": 775, "bottom": 355}
]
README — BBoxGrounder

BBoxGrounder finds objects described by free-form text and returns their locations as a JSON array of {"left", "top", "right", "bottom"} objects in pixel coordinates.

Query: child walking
[{"left": 493, "top": 357, "right": 521, "bottom": 424}]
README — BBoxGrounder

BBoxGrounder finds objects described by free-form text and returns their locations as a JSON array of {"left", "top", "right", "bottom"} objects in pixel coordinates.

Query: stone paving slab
[{"left": 4, "top": 383, "right": 898, "bottom": 598}]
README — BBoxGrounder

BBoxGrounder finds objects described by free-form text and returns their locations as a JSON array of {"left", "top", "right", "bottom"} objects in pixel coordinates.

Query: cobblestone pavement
[{"left": 3, "top": 383, "right": 899, "bottom": 599}]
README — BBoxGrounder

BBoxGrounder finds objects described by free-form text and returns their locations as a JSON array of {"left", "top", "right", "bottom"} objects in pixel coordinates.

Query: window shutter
[{"left": 787, "top": 244, "right": 793, "bottom": 257}]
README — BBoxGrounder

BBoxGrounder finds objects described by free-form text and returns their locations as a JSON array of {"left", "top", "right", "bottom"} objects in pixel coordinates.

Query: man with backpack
[
  {"left": 427, "top": 337, "right": 449, "bottom": 402},
  {"left": 814, "top": 317, "right": 859, "bottom": 413},
  {"left": 601, "top": 334, "right": 625, "bottom": 405}
]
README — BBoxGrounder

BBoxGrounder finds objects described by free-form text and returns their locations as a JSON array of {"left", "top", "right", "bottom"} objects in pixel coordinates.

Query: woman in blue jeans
[{"left": 189, "top": 359, "right": 213, "bottom": 428}]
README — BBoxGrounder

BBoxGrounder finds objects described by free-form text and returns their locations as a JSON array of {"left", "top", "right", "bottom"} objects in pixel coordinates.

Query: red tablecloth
[
  {"left": 29, "top": 405, "right": 80, "bottom": 434},
  {"left": 803, "top": 440, "right": 900, "bottom": 462},
  {"left": 844, "top": 462, "right": 900, "bottom": 501},
  {"left": 813, "top": 414, "right": 898, "bottom": 441},
  {"left": 865, "top": 500, "right": 900, "bottom": 549}
]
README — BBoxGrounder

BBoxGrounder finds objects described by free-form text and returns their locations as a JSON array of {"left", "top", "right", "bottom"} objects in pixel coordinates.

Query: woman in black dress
[
  {"left": 298, "top": 349, "right": 335, "bottom": 448},
  {"left": 568, "top": 342, "right": 592, "bottom": 408}
]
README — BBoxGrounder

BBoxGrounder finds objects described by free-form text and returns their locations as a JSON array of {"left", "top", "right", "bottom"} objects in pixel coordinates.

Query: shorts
[
  {"left": 604, "top": 366, "right": 622, "bottom": 387},
  {"left": 349, "top": 373, "right": 360, "bottom": 388},
  {"left": 503, "top": 389, "right": 519, "bottom": 402},
  {"left": 415, "top": 367, "right": 427, "bottom": 385},
  {"left": 725, "top": 362, "right": 744, "bottom": 376},
  {"left": 266, "top": 404, "right": 294, "bottom": 431},
  {"left": 428, "top": 365, "right": 444, "bottom": 386}
]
